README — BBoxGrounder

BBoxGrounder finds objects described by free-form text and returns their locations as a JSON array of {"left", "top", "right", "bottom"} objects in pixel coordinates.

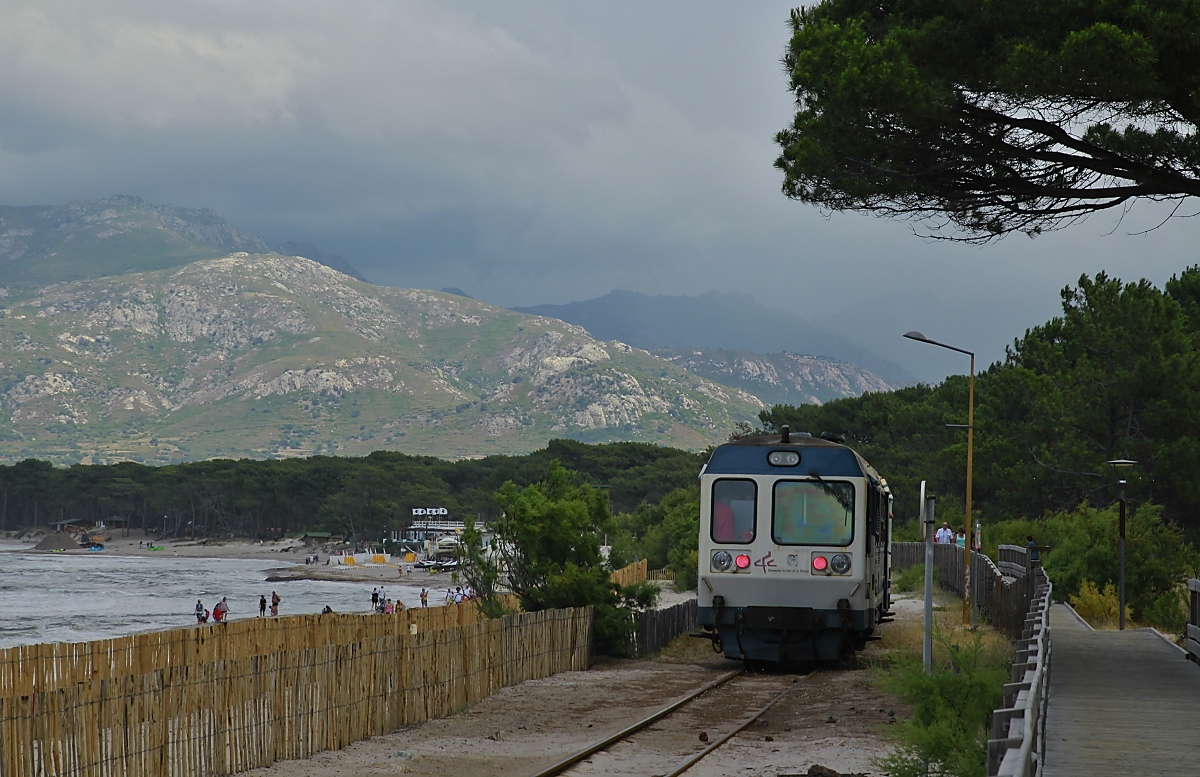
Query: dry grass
[
  {"left": 864, "top": 591, "right": 1013, "bottom": 670},
  {"left": 651, "top": 631, "right": 731, "bottom": 666}
]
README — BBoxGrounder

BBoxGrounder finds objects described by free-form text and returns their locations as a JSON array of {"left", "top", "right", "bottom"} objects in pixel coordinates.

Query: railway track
[{"left": 530, "top": 668, "right": 817, "bottom": 777}]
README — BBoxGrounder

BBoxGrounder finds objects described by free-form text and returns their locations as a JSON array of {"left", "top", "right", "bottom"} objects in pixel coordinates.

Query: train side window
[
  {"left": 711, "top": 479, "right": 756, "bottom": 544},
  {"left": 772, "top": 480, "right": 854, "bottom": 546}
]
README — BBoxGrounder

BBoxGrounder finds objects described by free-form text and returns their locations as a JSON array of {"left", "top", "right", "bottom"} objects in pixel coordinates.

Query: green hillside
[
  {"left": 0, "top": 195, "right": 271, "bottom": 286},
  {"left": 0, "top": 254, "right": 764, "bottom": 463}
]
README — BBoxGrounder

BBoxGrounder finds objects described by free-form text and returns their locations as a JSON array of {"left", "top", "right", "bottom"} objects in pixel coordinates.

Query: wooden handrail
[{"left": 988, "top": 569, "right": 1052, "bottom": 777}]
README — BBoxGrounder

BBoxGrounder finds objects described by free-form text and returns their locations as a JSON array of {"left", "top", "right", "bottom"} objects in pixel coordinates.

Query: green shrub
[
  {"left": 984, "top": 503, "right": 1195, "bottom": 630},
  {"left": 893, "top": 563, "right": 925, "bottom": 593},
  {"left": 876, "top": 631, "right": 1011, "bottom": 777},
  {"left": 1143, "top": 585, "right": 1188, "bottom": 635}
]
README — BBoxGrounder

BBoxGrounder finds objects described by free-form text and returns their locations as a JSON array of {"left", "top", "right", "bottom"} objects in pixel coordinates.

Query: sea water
[{"left": 0, "top": 552, "right": 426, "bottom": 649}]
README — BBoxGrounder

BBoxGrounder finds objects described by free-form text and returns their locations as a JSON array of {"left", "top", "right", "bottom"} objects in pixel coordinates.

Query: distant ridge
[
  {"left": 0, "top": 254, "right": 765, "bottom": 463},
  {"left": 0, "top": 195, "right": 364, "bottom": 285},
  {"left": 514, "top": 290, "right": 915, "bottom": 386},
  {"left": 274, "top": 241, "right": 366, "bottom": 282},
  {"left": 654, "top": 348, "right": 897, "bottom": 406}
]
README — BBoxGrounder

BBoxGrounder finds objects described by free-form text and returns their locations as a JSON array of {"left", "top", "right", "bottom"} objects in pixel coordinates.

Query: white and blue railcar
[{"left": 697, "top": 426, "right": 892, "bottom": 664}]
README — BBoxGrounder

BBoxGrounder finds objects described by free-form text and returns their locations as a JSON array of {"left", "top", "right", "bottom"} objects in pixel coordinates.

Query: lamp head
[
  {"left": 903, "top": 330, "right": 930, "bottom": 343},
  {"left": 1106, "top": 459, "right": 1137, "bottom": 469}
]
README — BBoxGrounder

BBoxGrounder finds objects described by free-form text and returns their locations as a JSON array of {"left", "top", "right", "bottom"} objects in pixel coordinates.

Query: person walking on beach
[
  {"left": 213, "top": 597, "right": 229, "bottom": 623},
  {"left": 420, "top": 588, "right": 428, "bottom": 608},
  {"left": 371, "top": 587, "right": 379, "bottom": 611},
  {"left": 270, "top": 591, "right": 281, "bottom": 616},
  {"left": 195, "top": 599, "right": 205, "bottom": 624},
  {"left": 259, "top": 595, "right": 267, "bottom": 617}
]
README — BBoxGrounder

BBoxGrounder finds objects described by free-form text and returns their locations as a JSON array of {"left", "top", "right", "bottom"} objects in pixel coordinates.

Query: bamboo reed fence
[
  {"left": 0, "top": 601, "right": 592, "bottom": 777},
  {"left": 646, "top": 567, "right": 675, "bottom": 583},
  {"left": 609, "top": 559, "right": 647, "bottom": 587},
  {"left": 891, "top": 542, "right": 1035, "bottom": 640}
]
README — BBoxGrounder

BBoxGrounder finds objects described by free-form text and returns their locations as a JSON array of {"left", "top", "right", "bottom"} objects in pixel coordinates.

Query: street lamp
[
  {"left": 1106, "top": 459, "right": 1136, "bottom": 630},
  {"left": 904, "top": 330, "right": 974, "bottom": 627}
]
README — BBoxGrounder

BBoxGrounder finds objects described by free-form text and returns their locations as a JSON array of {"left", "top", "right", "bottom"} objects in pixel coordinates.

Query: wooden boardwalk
[{"left": 1042, "top": 603, "right": 1200, "bottom": 775}]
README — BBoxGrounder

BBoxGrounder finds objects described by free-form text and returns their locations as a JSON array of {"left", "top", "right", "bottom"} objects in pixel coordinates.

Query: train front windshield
[
  {"left": 771, "top": 480, "right": 854, "bottom": 546},
  {"left": 711, "top": 479, "right": 757, "bottom": 543}
]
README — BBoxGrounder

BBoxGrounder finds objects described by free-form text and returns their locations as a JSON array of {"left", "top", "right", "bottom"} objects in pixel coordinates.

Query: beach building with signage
[{"left": 389, "top": 509, "right": 491, "bottom": 559}]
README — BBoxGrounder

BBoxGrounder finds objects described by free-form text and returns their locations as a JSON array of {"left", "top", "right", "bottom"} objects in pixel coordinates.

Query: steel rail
[
  {"left": 661, "top": 672, "right": 813, "bottom": 776},
  {"left": 527, "top": 669, "right": 743, "bottom": 777}
]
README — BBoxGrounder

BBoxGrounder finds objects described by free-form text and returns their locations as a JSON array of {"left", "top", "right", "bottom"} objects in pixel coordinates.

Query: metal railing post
[{"left": 923, "top": 488, "right": 935, "bottom": 675}]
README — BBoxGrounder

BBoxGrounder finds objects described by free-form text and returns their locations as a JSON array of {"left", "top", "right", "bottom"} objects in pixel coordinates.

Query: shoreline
[
  {"left": 0, "top": 533, "right": 694, "bottom": 604},
  {"left": 0, "top": 533, "right": 439, "bottom": 585}
]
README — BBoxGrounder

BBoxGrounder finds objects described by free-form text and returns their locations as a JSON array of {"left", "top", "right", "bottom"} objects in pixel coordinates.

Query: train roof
[{"left": 704, "top": 432, "right": 883, "bottom": 483}]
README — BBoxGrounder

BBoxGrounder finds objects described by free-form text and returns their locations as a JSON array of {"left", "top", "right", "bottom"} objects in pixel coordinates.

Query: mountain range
[
  {"left": 0, "top": 196, "right": 907, "bottom": 463},
  {"left": 652, "top": 348, "right": 893, "bottom": 407},
  {"left": 513, "top": 290, "right": 915, "bottom": 386},
  {"left": 0, "top": 253, "right": 774, "bottom": 463},
  {"left": 0, "top": 196, "right": 365, "bottom": 286}
]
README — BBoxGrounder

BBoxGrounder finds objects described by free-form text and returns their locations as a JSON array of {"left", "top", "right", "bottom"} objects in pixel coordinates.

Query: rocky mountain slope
[
  {"left": 0, "top": 196, "right": 363, "bottom": 286},
  {"left": 0, "top": 254, "right": 764, "bottom": 463},
  {"left": 513, "top": 289, "right": 915, "bottom": 386},
  {"left": 653, "top": 348, "right": 895, "bottom": 407}
]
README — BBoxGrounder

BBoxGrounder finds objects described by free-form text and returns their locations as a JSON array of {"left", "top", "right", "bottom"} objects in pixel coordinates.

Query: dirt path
[{"left": 240, "top": 598, "right": 926, "bottom": 777}]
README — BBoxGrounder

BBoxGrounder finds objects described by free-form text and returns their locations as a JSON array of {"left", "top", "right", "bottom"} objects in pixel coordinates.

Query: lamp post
[
  {"left": 905, "top": 330, "right": 974, "bottom": 626},
  {"left": 1106, "top": 459, "right": 1136, "bottom": 630}
]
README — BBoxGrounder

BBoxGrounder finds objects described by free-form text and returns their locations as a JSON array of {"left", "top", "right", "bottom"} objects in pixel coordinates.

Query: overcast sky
[{"left": 2, "top": 1, "right": 1198, "bottom": 381}]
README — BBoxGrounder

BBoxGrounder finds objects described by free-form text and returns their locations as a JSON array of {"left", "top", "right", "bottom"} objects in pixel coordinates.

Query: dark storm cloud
[{"left": 1, "top": 1, "right": 1198, "bottom": 382}]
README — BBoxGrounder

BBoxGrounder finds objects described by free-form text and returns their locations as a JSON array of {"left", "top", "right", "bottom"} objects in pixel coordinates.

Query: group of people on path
[
  {"left": 370, "top": 586, "right": 410, "bottom": 614},
  {"left": 194, "top": 591, "right": 281, "bottom": 624},
  {"left": 446, "top": 586, "right": 475, "bottom": 604},
  {"left": 369, "top": 586, "right": 432, "bottom": 613},
  {"left": 934, "top": 521, "right": 968, "bottom": 547},
  {"left": 258, "top": 591, "right": 282, "bottom": 617},
  {"left": 194, "top": 597, "right": 229, "bottom": 624}
]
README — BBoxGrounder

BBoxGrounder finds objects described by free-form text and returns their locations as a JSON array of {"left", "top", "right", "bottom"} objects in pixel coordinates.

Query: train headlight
[
  {"left": 831, "top": 553, "right": 852, "bottom": 575},
  {"left": 811, "top": 555, "right": 828, "bottom": 573},
  {"left": 711, "top": 550, "right": 733, "bottom": 572},
  {"left": 734, "top": 553, "right": 751, "bottom": 570},
  {"left": 768, "top": 450, "right": 800, "bottom": 467}
]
